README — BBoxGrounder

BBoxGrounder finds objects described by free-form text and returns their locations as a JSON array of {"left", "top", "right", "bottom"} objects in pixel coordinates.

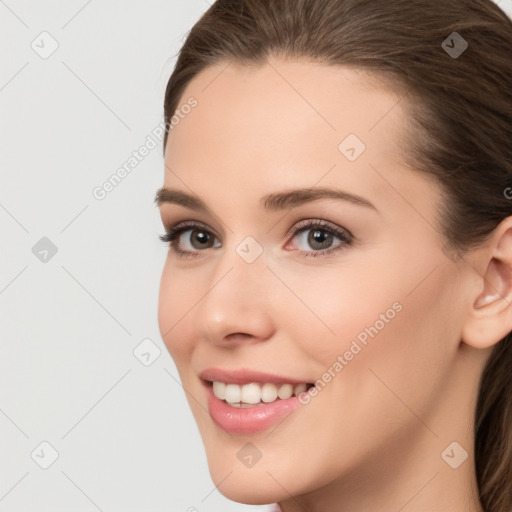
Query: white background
[{"left": 1, "top": 1, "right": 511, "bottom": 511}]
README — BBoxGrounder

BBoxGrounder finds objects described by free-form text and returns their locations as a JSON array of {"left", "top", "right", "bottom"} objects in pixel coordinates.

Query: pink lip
[
  {"left": 204, "top": 381, "right": 304, "bottom": 434},
  {"left": 199, "top": 367, "right": 312, "bottom": 386}
]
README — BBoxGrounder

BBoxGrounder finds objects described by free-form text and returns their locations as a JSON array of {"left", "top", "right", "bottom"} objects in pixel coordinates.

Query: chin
[
  {"left": 213, "top": 478, "right": 284, "bottom": 506},
  {"left": 204, "top": 452, "right": 289, "bottom": 505}
]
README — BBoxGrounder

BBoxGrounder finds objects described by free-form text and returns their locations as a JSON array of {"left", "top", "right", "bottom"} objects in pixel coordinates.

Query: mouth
[
  {"left": 204, "top": 380, "right": 316, "bottom": 408},
  {"left": 200, "top": 376, "right": 317, "bottom": 434}
]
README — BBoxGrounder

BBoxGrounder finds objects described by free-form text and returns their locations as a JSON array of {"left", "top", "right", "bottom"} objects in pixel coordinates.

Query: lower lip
[{"left": 205, "top": 382, "right": 304, "bottom": 435}]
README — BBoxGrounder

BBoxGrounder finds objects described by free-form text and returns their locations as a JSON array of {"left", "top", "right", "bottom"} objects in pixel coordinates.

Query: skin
[{"left": 157, "top": 56, "right": 512, "bottom": 512}]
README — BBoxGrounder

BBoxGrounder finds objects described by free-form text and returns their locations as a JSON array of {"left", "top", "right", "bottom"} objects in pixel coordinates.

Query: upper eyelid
[
  {"left": 167, "top": 219, "right": 221, "bottom": 238},
  {"left": 285, "top": 218, "right": 352, "bottom": 238}
]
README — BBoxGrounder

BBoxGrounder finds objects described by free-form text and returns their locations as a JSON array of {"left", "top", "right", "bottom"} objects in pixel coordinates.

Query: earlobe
[{"left": 462, "top": 222, "right": 512, "bottom": 349}]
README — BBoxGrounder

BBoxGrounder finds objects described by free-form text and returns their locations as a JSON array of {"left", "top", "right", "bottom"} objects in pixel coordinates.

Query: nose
[{"left": 192, "top": 249, "right": 276, "bottom": 348}]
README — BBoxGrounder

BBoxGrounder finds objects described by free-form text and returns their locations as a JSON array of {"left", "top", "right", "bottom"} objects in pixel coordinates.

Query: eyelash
[{"left": 159, "top": 219, "right": 354, "bottom": 260}]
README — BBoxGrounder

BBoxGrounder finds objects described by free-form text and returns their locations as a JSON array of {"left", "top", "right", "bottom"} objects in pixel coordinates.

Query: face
[{"left": 157, "top": 58, "right": 472, "bottom": 505}]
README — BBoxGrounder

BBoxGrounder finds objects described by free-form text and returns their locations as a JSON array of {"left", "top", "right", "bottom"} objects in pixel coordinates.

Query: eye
[
  {"left": 284, "top": 219, "right": 353, "bottom": 258},
  {"left": 159, "top": 221, "right": 221, "bottom": 259},
  {"left": 159, "top": 219, "right": 353, "bottom": 259}
]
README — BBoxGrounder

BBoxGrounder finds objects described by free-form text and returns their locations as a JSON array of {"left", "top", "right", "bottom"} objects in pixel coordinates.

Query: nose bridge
[{"left": 193, "top": 238, "right": 275, "bottom": 345}]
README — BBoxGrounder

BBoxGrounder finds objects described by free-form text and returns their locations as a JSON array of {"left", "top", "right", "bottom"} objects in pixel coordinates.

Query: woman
[{"left": 155, "top": 1, "right": 512, "bottom": 510}]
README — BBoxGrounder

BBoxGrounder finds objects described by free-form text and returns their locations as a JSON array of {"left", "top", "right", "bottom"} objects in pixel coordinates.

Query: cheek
[
  {"left": 279, "top": 251, "right": 457, "bottom": 404},
  {"left": 271, "top": 260, "right": 458, "bottom": 481},
  {"left": 157, "top": 261, "right": 197, "bottom": 361},
  {"left": 272, "top": 260, "right": 403, "bottom": 364}
]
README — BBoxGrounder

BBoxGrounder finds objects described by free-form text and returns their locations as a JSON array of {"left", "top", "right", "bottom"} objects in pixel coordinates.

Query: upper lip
[{"left": 200, "top": 367, "right": 312, "bottom": 386}]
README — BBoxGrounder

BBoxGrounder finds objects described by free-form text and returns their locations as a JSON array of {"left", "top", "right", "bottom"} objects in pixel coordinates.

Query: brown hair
[{"left": 162, "top": 1, "right": 512, "bottom": 509}]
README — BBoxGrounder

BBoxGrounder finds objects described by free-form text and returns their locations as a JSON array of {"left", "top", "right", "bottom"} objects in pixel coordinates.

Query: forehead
[
  {"left": 162, "top": 57, "right": 435, "bottom": 219},
  {"left": 166, "top": 58, "right": 405, "bottom": 155}
]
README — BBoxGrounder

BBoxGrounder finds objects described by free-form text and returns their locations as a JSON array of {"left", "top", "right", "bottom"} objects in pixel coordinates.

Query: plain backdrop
[{"left": 1, "top": 1, "right": 511, "bottom": 511}]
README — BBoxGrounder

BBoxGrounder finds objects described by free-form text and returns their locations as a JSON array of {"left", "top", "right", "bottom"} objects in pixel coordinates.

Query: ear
[{"left": 461, "top": 217, "right": 512, "bottom": 349}]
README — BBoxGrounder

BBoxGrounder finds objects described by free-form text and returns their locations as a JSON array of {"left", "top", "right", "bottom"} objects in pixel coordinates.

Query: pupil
[
  {"left": 309, "top": 229, "right": 332, "bottom": 249},
  {"left": 192, "top": 229, "right": 211, "bottom": 248}
]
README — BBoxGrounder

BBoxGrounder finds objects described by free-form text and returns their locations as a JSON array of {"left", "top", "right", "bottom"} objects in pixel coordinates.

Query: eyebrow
[{"left": 154, "top": 186, "right": 378, "bottom": 213}]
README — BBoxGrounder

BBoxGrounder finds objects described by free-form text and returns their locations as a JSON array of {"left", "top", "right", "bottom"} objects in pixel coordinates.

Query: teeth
[
  {"left": 294, "top": 383, "right": 307, "bottom": 395},
  {"left": 225, "top": 383, "right": 241, "bottom": 403},
  {"left": 277, "top": 383, "right": 293, "bottom": 399},
  {"left": 261, "top": 383, "right": 278, "bottom": 403},
  {"left": 212, "top": 381, "right": 311, "bottom": 405},
  {"left": 212, "top": 381, "right": 226, "bottom": 400},
  {"left": 241, "top": 382, "right": 261, "bottom": 404}
]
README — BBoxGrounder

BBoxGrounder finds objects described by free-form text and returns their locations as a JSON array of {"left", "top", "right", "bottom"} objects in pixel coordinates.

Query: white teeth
[
  {"left": 261, "top": 383, "right": 278, "bottom": 403},
  {"left": 212, "top": 381, "right": 226, "bottom": 400},
  {"left": 225, "top": 383, "right": 241, "bottom": 403},
  {"left": 212, "top": 381, "right": 310, "bottom": 405},
  {"left": 241, "top": 383, "right": 261, "bottom": 404},
  {"left": 277, "top": 383, "right": 293, "bottom": 399}
]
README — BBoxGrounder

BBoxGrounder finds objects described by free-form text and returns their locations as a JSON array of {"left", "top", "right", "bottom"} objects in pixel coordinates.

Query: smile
[{"left": 211, "top": 381, "right": 315, "bottom": 407}]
